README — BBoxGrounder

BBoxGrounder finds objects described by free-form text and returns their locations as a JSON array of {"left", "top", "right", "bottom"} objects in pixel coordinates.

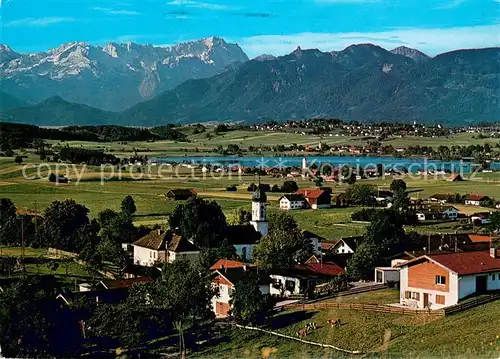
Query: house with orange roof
[
  {"left": 399, "top": 248, "right": 500, "bottom": 309},
  {"left": 296, "top": 188, "right": 331, "bottom": 209}
]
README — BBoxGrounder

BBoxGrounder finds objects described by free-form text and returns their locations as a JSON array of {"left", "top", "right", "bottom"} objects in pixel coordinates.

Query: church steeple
[{"left": 250, "top": 185, "right": 268, "bottom": 236}]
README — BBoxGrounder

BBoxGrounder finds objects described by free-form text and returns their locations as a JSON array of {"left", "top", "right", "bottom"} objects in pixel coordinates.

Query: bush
[
  {"left": 226, "top": 185, "right": 237, "bottom": 192},
  {"left": 386, "top": 280, "right": 396, "bottom": 288},
  {"left": 351, "top": 208, "right": 378, "bottom": 221}
]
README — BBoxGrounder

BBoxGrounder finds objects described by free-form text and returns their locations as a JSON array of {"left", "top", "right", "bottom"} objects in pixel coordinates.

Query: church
[{"left": 226, "top": 187, "right": 269, "bottom": 261}]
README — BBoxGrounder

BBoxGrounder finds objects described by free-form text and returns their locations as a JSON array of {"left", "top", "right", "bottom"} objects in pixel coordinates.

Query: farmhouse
[
  {"left": 211, "top": 265, "right": 269, "bottom": 317},
  {"left": 278, "top": 194, "right": 305, "bottom": 210},
  {"left": 399, "top": 249, "right": 500, "bottom": 309},
  {"left": 132, "top": 229, "right": 200, "bottom": 266},
  {"left": 416, "top": 205, "right": 459, "bottom": 221},
  {"left": 166, "top": 234, "right": 200, "bottom": 264},
  {"left": 296, "top": 188, "right": 331, "bottom": 209},
  {"left": 166, "top": 188, "right": 197, "bottom": 200},
  {"left": 269, "top": 262, "right": 345, "bottom": 297},
  {"left": 464, "top": 194, "right": 490, "bottom": 206},
  {"left": 132, "top": 229, "right": 169, "bottom": 266}
]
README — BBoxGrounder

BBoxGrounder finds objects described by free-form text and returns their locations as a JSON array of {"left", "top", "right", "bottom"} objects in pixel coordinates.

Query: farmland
[{"left": 1, "top": 128, "right": 499, "bottom": 241}]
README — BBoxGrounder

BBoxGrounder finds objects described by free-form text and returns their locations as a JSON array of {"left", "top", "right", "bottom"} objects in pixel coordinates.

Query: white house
[
  {"left": 132, "top": 230, "right": 169, "bottom": 266},
  {"left": 278, "top": 194, "right": 305, "bottom": 210},
  {"left": 211, "top": 264, "right": 269, "bottom": 317},
  {"left": 464, "top": 194, "right": 490, "bottom": 206},
  {"left": 399, "top": 249, "right": 500, "bottom": 309},
  {"left": 132, "top": 230, "right": 199, "bottom": 266},
  {"left": 166, "top": 234, "right": 200, "bottom": 264},
  {"left": 416, "top": 206, "right": 459, "bottom": 221},
  {"left": 328, "top": 237, "right": 360, "bottom": 254}
]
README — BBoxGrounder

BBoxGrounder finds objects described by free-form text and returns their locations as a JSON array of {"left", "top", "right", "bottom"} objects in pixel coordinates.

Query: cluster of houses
[{"left": 48, "top": 186, "right": 500, "bottom": 320}]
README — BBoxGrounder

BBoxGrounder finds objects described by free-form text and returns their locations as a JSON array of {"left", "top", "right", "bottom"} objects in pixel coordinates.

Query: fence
[
  {"left": 284, "top": 301, "right": 445, "bottom": 317},
  {"left": 444, "top": 293, "right": 500, "bottom": 315}
]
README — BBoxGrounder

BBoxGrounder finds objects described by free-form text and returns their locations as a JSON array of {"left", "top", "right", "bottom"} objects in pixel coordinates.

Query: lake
[{"left": 153, "top": 155, "right": 497, "bottom": 174}]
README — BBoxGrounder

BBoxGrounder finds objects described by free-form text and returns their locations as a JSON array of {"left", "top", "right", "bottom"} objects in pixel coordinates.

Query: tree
[
  {"left": 38, "top": 200, "right": 93, "bottom": 252},
  {"left": 121, "top": 195, "right": 136, "bottom": 218},
  {"left": 345, "top": 184, "right": 376, "bottom": 206},
  {"left": 281, "top": 180, "right": 298, "bottom": 193},
  {"left": 98, "top": 210, "right": 137, "bottom": 244},
  {"left": 0, "top": 276, "right": 83, "bottom": 358},
  {"left": 314, "top": 176, "right": 324, "bottom": 187},
  {"left": 234, "top": 208, "right": 251, "bottom": 225},
  {"left": 96, "top": 239, "right": 127, "bottom": 267},
  {"left": 0, "top": 198, "right": 19, "bottom": 250},
  {"left": 390, "top": 179, "right": 407, "bottom": 193},
  {"left": 89, "top": 283, "right": 167, "bottom": 350},
  {"left": 254, "top": 213, "right": 312, "bottom": 270},
  {"left": 157, "top": 261, "right": 216, "bottom": 356},
  {"left": 489, "top": 211, "right": 500, "bottom": 233},
  {"left": 168, "top": 197, "right": 227, "bottom": 248},
  {"left": 230, "top": 273, "right": 268, "bottom": 325},
  {"left": 346, "top": 242, "right": 380, "bottom": 279},
  {"left": 341, "top": 165, "right": 356, "bottom": 185}
]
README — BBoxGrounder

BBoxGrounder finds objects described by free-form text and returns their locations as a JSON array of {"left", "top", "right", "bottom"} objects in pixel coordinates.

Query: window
[
  {"left": 436, "top": 295, "right": 445, "bottom": 305},
  {"left": 491, "top": 273, "right": 497, "bottom": 281},
  {"left": 435, "top": 275, "right": 446, "bottom": 285},
  {"left": 411, "top": 292, "right": 420, "bottom": 301}
]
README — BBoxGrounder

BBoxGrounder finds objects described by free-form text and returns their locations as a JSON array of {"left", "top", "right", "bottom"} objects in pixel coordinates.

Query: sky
[{"left": 1, "top": 0, "right": 499, "bottom": 58}]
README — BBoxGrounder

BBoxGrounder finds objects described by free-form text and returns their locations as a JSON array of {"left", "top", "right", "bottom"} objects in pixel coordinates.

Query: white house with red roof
[
  {"left": 399, "top": 248, "right": 500, "bottom": 309},
  {"left": 296, "top": 188, "right": 331, "bottom": 209},
  {"left": 464, "top": 194, "right": 490, "bottom": 206}
]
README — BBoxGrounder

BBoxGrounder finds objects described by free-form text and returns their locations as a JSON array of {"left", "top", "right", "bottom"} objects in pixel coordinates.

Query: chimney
[
  {"left": 490, "top": 247, "right": 500, "bottom": 258},
  {"left": 157, "top": 229, "right": 161, "bottom": 236}
]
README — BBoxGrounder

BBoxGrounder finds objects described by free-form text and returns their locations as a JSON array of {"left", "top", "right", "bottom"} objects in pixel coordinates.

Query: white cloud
[
  {"left": 4, "top": 17, "right": 76, "bottom": 27},
  {"left": 231, "top": 25, "right": 500, "bottom": 57},
  {"left": 167, "top": 0, "right": 231, "bottom": 10},
  {"left": 91, "top": 7, "right": 140, "bottom": 15}
]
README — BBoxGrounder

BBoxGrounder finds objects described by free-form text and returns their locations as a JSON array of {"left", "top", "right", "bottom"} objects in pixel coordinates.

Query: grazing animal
[
  {"left": 327, "top": 318, "right": 341, "bottom": 327},
  {"left": 306, "top": 322, "right": 317, "bottom": 330},
  {"left": 296, "top": 328, "right": 308, "bottom": 337}
]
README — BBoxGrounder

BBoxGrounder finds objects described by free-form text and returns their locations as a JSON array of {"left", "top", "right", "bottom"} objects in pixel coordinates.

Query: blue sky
[{"left": 1, "top": 0, "right": 499, "bottom": 57}]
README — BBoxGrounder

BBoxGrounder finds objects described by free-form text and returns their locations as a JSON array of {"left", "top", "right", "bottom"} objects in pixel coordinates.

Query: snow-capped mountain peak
[{"left": 0, "top": 37, "right": 249, "bottom": 111}]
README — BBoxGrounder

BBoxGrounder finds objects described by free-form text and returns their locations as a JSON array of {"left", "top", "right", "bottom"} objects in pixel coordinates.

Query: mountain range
[
  {"left": 1, "top": 38, "right": 499, "bottom": 126},
  {"left": 0, "top": 37, "right": 248, "bottom": 112}
]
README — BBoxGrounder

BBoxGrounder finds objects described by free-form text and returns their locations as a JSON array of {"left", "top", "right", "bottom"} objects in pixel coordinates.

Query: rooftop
[
  {"left": 406, "top": 250, "right": 500, "bottom": 275},
  {"left": 133, "top": 229, "right": 170, "bottom": 250},
  {"left": 167, "top": 234, "right": 199, "bottom": 252},
  {"left": 210, "top": 259, "right": 247, "bottom": 271}
]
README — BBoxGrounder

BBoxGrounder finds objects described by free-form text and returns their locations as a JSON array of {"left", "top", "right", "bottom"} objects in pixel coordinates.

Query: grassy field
[
  {"left": 192, "top": 289, "right": 500, "bottom": 358},
  {"left": 1, "top": 156, "right": 498, "bottom": 240},
  {"left": 1, "top": 129, "right": 499, "bottom": 241}
]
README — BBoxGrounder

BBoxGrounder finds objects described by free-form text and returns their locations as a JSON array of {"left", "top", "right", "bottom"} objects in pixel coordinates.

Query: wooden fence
[
  {"left": 444, "top": 293, "right": 500, "bottom": 315},
  {"left": 284, "top": 301, "right": 445, "bottom": 317}
]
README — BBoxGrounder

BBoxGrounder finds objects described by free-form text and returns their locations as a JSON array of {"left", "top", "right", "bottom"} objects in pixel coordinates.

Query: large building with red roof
[
  {"left": 399, "top": 249, "right": 500, "bottom": 309},
  {"left": 296, "top": 188, "right": 331, "bottom": 209}
]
